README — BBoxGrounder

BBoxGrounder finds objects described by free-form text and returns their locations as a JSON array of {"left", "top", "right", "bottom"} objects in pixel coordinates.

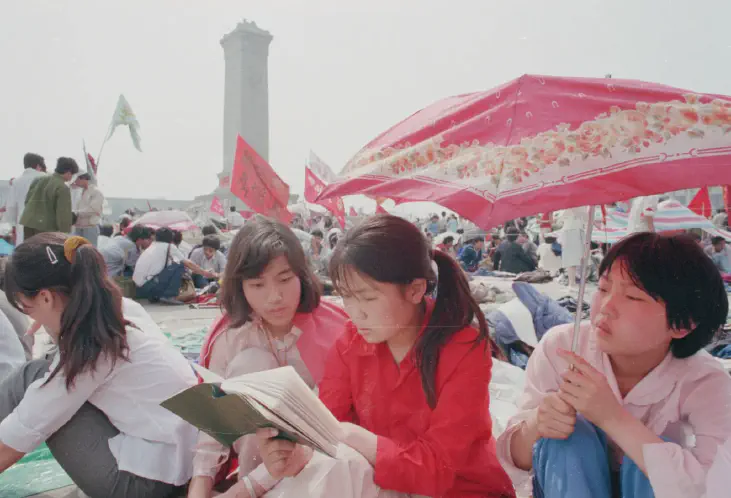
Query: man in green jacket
[{"left": 20, "top": 157, "right": 79, "bottom": 239}]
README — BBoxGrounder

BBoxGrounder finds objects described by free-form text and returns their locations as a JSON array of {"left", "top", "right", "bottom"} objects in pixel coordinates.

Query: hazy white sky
[{"left": 2, "top": 0, "right": 730, "bottom": 207}]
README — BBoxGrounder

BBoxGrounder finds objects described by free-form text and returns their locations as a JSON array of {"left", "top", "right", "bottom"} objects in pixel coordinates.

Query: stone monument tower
[{"left": 216, "top": 20, "right": 273, "bottom": 204}]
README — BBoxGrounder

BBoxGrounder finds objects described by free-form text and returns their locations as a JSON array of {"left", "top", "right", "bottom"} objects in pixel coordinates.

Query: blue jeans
[
  {"left": 74, "top": 226, "right": 99, "bottom": 247},
  {"left": 192, "top": 274, "right": 215, "bottom": 289},
  {"left": 533, "top": 416, "right": 656, "bottom": 498},
  {"left": 135, "top": 263, "right": 184, "bottom": 301}
]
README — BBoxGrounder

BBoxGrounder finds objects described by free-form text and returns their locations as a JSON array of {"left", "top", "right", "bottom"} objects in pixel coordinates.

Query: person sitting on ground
[
  {"left": 187, "top": 216, "right": 348, "bottom": 498},
  {"left": 189, "top": 235, "right": 227, "bottom": 288},
  {"left": 459, "top": 234, "right": 485, "bottom": 272},
  {"left": 537, "top": 235, "right": 563, "bottom": 274},
  {"left": 251, "top": 214, "right": 516, "bottom": 497},
  {"left": 114, "top": 215, "right": 133, "bottom": 237},
  {"left": 705, "top": 236, "right": 731, "bottom": 274},
  {"left": 0, "top": 308, "right": 25, "bottom": 380},
  {"left": 493, "top": 227, "right": 537, "bottom": 274},
  {"left": 436, "top": 235, "right": 456, "bottom": 256},
  {"left": 97, "top": 224, "right": 114, "bottom": 251},
  {"left": 498, "top": 232, "right": 731, "bottom": 498},
  {"left": 133, "top": 227, "right": 214, "bottom": 304},
  {"left": 0, "top": 233, "right": 198, "bottom": 497},
  {"left": 172, "top": 230, "right": 194, "bottom": 259},
  {"left": 100, "top": 225, "right": 154, "bottom": 278},
  {"left": 518, "top": 232, "right": 538, "bottom": 265}
]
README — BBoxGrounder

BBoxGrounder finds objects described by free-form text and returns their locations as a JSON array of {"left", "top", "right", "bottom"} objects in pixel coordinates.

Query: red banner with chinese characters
[
  {"left": 210, "top": 196, "right": 224, "bottom": 216},
  {"left": 304, "top": 166, "right": 346, "bottom": 228},
  {"left": 230, "top": 135, "right": 292, "bottom": 223},
  {"left": 723, "top": 186, "right": 731, "bottom": 214}
]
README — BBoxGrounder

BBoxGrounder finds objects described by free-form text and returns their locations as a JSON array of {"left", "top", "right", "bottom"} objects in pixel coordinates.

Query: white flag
[
  {"left": 109, "top": 94, "right": 142, "bottom": 151},
  {"left": 307, "top": 150, "right": 337, "bottom": 183}
]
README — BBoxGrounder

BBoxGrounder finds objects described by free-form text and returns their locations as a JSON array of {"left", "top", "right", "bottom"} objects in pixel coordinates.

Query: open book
[{"left": 161, "top": 365, "right": 342, "bottom": 458}]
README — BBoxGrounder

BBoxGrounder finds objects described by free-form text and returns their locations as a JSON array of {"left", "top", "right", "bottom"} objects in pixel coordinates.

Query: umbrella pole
[{"left": 571, "top": 206, "right": 597, "bottom": 352}]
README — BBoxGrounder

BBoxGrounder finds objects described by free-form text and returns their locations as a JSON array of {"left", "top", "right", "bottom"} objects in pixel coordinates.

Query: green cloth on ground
[{"left": 0, "top": 444, "right": 73, "bottom": 498}]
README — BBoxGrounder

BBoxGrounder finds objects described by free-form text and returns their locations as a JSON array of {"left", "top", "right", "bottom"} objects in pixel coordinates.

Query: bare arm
[{"left": 0, "top": 442, "right": 24, "bottom": 473}]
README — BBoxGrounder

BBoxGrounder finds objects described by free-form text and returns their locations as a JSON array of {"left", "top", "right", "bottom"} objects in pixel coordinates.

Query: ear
[
  {"left": 669, "top": 327, "right": 692, "bottom": 340},
  {"left": 404, "top": 278, "right": 428, "bottom": 304},
  {"left": 37, "top": 289, "right": 53, "bottom": 304}
]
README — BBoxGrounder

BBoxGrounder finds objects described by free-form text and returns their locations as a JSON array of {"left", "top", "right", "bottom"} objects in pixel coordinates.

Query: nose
[
  {"left": 267, "top": 285, "right": 284, "bottom": 304},
  {"left": 344, "top": 302, "right": 367, "bottom": 321},
  {"left": 598, "top": 289, "right": 620, "bottom": 318}
]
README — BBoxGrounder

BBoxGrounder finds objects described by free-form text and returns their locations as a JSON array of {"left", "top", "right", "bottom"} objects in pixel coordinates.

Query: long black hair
[
  {"left": 329, "top": 214, "right": 497, "bottom": 408},
  {"left": 4, "top": 233, "right": 129, "bottom": 389}
]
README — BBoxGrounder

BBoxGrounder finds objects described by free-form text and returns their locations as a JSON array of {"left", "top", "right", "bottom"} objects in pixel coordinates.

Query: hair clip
[{"left": 46, "top": 246, "right": 59, "bottom": 265}]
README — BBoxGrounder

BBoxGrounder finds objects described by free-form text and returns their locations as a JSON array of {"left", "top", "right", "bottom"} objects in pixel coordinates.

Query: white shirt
[
  {"left": 97, "top": 235, "right": 112, "bottom": 251},
  {"left": 2, "top": 169, "right": 45, "bottom": 227},
  {"left": 132, "top": 242, "right": 186, "bottom": 287},
  {"left": 560, "top": 207, "right": 589, "bottom": 231},
  {"left": 627, "top": 195, "right": 659, "bottom": 234},
  {"left": 226, "top": 211, "right": 246, "bottom": 228},
  {"left": 0, "top": 300, "right": 198, "bottom": 485},
  {"left": 536, "top": 243, "right": 562, "bottom": 272},
  {"left": 75, "top": 184, "right": 105, "bottom": 227}
]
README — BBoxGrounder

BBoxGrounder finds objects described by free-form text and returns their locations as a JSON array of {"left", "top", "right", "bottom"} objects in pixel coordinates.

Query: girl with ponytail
[
  {"left": 254, "top": 214, "right": 515, "bottom": 498},
  {"left": 0, "top": 233, "right": 198, "bottom": 498}
]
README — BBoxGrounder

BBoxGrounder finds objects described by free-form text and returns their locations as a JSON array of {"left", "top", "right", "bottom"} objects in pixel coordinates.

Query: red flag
[
  {"left": 349, "top": 206, "right": 357, "bottom": 217},
  {"left": 376, "top": 204, "right": 388, "bottom": 214},
  {"left": 210, "top": 196, "right": 225, "bottom": 216},
  {"left": 230, "top": 135, "right": 292, "bottom": 223},
  {"left": 688, "top": 187, "right": 712, "bottom": 218},
  {"left": 304, "top": 166, "right": 346, "bottom": 228},
  {"left": 723, "top": 186, "right": 731, "bottom": 214}
]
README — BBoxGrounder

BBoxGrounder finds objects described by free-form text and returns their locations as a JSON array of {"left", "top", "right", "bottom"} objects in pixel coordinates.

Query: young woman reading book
[
  {"left": 497, "top": 232, "right": 731, "bottom": 498},
  {"left": 0, "top": 234, "right": 198, "bottom": 497},
  {"left": 187, "top": 216, "right": 348, "bottom": 498},
  {"left": 254, "top": 214, "right": 516, "bottom": 498}
]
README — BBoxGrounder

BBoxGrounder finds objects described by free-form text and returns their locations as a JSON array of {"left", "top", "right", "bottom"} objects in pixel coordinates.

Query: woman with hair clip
[
  {"left": 0, "top": 233, "right": 198, "bottom": 498},
  {"left": 252, "top": 214, "right": 516, "bottom": 498}
]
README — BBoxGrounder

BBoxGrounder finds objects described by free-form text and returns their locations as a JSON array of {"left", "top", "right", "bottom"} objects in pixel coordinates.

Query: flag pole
[{"left": 95, "top": 125, "right": 113, "bottom": 170}]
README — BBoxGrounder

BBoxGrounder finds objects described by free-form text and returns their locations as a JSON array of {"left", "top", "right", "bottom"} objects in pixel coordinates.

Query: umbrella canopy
[
  {"left": 319, "top": 75, "right": 731, "bottom": 228},
  {"left": 131, "top": 210, "right": 198, "bottom": 232},
  {"left": 591, "top": 199, "right": 722, "bottom": 243}
]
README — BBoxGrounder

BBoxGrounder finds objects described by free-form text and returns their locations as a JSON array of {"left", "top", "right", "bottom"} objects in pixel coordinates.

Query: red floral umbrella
[{"left": 319, "top": 74, "right": 731, "bottom": 228}]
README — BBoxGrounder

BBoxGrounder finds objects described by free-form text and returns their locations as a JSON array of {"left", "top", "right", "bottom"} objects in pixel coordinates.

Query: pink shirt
[{"left": 496, "top": 322, "right": 731, "bottom": 498}]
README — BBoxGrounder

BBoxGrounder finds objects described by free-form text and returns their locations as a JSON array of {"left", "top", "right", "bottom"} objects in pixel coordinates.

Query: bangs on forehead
[
  {"left": 240, "top": 234, "right": 293, "bottom": 279},
  {"left": 330, "top": 264, "right": 378, "bottom": 296}
]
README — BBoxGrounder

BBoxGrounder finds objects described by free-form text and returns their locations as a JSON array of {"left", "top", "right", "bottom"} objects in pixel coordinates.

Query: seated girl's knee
[{"left": 534, "top": 415, "right": 602, "bottom": 455}]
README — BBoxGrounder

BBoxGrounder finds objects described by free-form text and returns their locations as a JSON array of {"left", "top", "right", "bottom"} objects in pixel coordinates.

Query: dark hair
[
  {"left": 77, "top": 173, "right": 91, "bottom": 181},
  {"left": 100, "top": 225, "right": 114, "bottom": 237},
  {"left": 4, "top": 233, "right": 129, "bottom": 389},
  {"left": 155, "top": 227, "right": 174, "bottom": 244},
  {"left": 221, "top": 215, "right": 321, "bottom": 328},
  {"left": 324, "top": 218, "right": 333, "bottom": 230},
  {"left": 126, "top": 224, "right": 152, "bottom": 242},
  {"left": 24, "top": 153, "right": 45, "bottom": 170},
  {"left": 230, "top": 206, "right": 237, "bottom": 212},
  {"left": 599, "top": 233, "right": 728, "bottom": 358},
  {"left": 119, "top": 218, "right": 132, "bottom": 232},
  {"left": 311, "top": 229, "right": 324, "bottom": 239},
  {"left": 55, "top": 157, "right": 79, "bottom": 175},
  {"left": 172, "top": 230, "right": 183, "bottom": 246},
  {"left": 329, "top": 214, "right": 495, "bottom": 408},
  {"left": 688, "top": 231, "right": 702, "bottom": 242},
  {"left": 202, "top": 235, "right": 221, "bottom": 251},
  {"left": 711, "top": 236, "right": 725, "bottom": 246},
  {"left": 544, "top": 235, "right": 557, "bottom": 244},
  {"left": 202, "top": 225, "right": 217, "bottom": 237},
  {"left": 442, "top": 236, "right": 455, "bottom": 245}
]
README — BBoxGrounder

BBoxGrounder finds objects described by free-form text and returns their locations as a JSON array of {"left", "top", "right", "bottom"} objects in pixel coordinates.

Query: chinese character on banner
[
  {"left": 210, "top": 196, "right": 225, "bottom": 216},
  {"left": 304, "top": 152, "right": 346, "bottom": 228},
  {"left": 230, "top": 135, "right": 292, "bottom": 223}
]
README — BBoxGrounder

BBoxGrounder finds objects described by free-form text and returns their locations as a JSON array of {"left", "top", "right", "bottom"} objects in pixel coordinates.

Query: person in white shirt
[
  {"left": 189, "top": 235, "right": 227, "bottom": 288},
  {"left": 536, "top": 235, "right": 563, "bottom": 274},
  {"left": 133, "top": 227, "right": 214, "bottom": 303},
  {"left": 72, "top": 173, "right": 105, "bottom": 247},
  {"left": 97, "top": 224, "right": 114, "bottom": 252},
  {"left": 0, "top": 232, "right": 198, "bottom": 497},
  {"left": 627, "top": 195, "right": 659, "bottom": 234},
  {"left": 227, "top": 206, "right": 246, "bottom": 229},
  {"left": 0, "top": 309, "right": 25, "bottom": 380},
  {"left": 2, "top": 153, "right": 46, "bottom": 245},
  {"left": 559, "top": 207, "right": 590, "bottom": 289}
]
